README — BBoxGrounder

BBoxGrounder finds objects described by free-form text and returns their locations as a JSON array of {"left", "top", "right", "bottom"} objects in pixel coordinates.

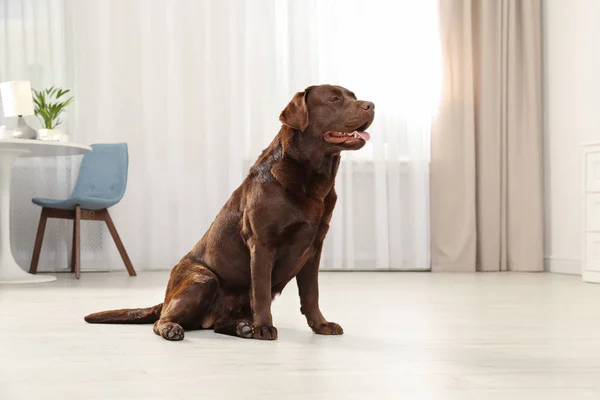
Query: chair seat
[{"left": 32, "top": 196, "right": 119, "bottom": 211}]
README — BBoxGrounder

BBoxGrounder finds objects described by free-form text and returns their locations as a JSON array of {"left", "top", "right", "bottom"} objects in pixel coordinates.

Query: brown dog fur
[{"left": 84, "top": 85, "right": 375, "bottom": 341}]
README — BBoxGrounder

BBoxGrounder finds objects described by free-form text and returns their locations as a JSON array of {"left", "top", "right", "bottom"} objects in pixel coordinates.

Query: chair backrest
[{"left": 71, "top": 143, "right": 129, "bottom": 202}]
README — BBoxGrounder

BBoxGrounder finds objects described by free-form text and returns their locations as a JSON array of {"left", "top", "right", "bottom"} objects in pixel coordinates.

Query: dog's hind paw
[
  {"left": 155, "top": 322, "right": 185, "bottom": 341},
  {"left": 236, "top": 320, "right": 254, "bottom": 338}
]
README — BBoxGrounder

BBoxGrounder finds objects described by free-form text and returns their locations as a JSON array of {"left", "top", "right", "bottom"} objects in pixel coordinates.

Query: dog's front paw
[
  {"left": 312, "top": 321, "right": 343, "bottom": 335},
  {"left": 252, "top": 325, "right": 278, "bottom": 340}
]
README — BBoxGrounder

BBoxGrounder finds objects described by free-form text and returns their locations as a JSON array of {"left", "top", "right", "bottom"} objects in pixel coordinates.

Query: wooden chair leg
[
  {"left": 73, "top": 205, "right": 81, "bottom": 279},
  {"left": 71, "top": 213, "right": 77, "bottom": 273},
  {"left": 29, "top": 208, "right": 49, "bottom": 274},
  {"left": 104, "top": 210, "right": 136, "bottom": 276}
]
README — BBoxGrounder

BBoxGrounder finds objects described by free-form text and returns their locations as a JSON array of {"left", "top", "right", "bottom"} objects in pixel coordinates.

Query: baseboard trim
[
  {"left": 583, "top": 270, "right": 600, "bottom": 283},
  {"left": 545, "top": 258, "right": 581, "bottom": 275}
]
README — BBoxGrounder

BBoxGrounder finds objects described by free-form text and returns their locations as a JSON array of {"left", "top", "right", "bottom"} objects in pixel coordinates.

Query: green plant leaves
[{"left": 31, "top": 86, "right": 74, "bottom": 129}]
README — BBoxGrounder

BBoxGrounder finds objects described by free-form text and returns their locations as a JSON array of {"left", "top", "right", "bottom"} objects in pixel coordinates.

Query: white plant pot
[{"left": 39, "top": 128, "right": 68, "bottom": 143}]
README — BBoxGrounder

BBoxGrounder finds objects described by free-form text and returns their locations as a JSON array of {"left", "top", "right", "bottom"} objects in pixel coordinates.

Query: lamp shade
[{"left": 0, "top": 81, "right": 35, "bottom": 117}]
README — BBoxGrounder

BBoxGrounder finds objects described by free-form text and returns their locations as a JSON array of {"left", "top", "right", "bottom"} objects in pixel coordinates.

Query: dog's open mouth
[{"left": 324, "top": 130, "right": 371, "bottom": 144}]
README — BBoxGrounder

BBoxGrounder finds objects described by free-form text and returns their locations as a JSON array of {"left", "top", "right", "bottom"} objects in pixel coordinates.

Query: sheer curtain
[
  {"left": 0, "top": 0, "right": 83, "bottom": 271},
  {"left": 6, "top": 0, "right": 439, "bottom": 272},
  {"left": 307, "top": 1, "right": 440, "bottom": 270}
]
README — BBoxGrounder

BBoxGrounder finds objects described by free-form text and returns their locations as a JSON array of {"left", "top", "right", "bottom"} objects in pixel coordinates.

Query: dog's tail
[{"left": 84, "top": 303, "right": 163, "bottom": 324}]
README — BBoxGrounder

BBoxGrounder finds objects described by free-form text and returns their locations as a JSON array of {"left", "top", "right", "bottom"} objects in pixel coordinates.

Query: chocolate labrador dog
[{"left": 84, "top": 84, "right": 375, "bottom": 341}]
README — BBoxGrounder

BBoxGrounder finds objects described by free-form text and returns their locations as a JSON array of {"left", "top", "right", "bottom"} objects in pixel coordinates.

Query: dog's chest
[
  {"left": 270, "top": 197, "right": 325, "bottom": 284},
  {"left": 276, "top": 172, "right": 333, "bottom": 250},
  {"left": 272, "top": 157, "right": 336, "bottom": 201},
  {"left": 277, "top": 186, "right": 327, "bottom": 238}
]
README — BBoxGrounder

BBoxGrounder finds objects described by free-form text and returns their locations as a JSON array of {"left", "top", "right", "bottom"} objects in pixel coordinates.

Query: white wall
[{"left": 543, "top": 0, "right": 600, "bottom": 274}]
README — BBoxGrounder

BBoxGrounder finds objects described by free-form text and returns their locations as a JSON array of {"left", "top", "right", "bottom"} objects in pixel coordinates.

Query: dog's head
[{"left": 279, "top": 85, "right": 375, "bottom": 152}]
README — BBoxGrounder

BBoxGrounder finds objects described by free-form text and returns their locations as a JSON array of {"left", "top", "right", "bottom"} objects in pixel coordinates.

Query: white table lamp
[{"left": 0, "top": 80, "right": 38, "bottom": 140}]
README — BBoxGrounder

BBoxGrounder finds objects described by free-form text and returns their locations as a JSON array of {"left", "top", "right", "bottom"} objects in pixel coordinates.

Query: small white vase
[{"left": 39, "top": 128, "right": 68, "bottom": 143}]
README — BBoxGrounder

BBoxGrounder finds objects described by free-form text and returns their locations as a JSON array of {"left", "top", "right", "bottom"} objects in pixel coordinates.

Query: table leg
[{"left": 0, "top": 149, "right": 56, "bottom": 284}]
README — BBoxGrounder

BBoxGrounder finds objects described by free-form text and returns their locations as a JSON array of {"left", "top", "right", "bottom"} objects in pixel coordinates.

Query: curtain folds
[
  {"left": 3, "top": 0, "right": 438, "bottom": 272},
  {"left": 431, "top": 0, "right": 543, "bottom": 272},
  {"left": 0, "top": 0, "right": 81, "bottom": 271}
]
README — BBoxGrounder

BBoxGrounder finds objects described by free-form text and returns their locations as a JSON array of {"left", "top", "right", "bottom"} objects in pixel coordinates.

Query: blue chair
[{"left": 29, "top": 143, "right": 136, "bottom": 279}]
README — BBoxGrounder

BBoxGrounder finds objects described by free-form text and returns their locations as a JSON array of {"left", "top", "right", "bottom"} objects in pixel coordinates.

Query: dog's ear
[{"left": 279, "top": 90, "right": 309, "bottom": 131}]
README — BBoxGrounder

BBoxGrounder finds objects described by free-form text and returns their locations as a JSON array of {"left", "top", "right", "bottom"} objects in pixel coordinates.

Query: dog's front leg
[
  {"left": 296, "top": 244, "right": 344, "bottom": 336},
  {"left": 248, "top": 238, "right": 278, "bottom": 340},
  {"left": 296, "top": 189, "right": 343, "bottom": 335}
]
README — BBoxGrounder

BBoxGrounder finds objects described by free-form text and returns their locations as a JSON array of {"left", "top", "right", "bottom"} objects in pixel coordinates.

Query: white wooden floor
[{"left": 1, "top": 271, "right": 600, "bottom": 399}]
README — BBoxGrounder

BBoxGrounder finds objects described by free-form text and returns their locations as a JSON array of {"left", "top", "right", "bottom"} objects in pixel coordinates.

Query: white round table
[{"left": 0, "top": 139, "right": 91, "bottom": 284}]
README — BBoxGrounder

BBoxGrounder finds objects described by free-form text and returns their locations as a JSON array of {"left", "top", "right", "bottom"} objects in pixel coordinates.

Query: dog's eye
[{"left": 330, "top": 96, "right": 340, "bottom": 102}]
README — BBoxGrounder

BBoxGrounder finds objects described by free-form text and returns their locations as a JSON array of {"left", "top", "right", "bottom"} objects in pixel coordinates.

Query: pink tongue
[{"left": 356, "top": 131, "right": 370, "bottom": 141}]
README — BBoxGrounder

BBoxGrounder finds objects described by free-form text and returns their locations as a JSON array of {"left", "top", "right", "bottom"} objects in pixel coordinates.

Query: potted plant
[{"left": 32, "top": 86, "right": 74, "bottom": 141}]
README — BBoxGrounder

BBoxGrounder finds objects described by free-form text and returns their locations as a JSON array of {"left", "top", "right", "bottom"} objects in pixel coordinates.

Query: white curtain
[
  {"left": 0, "top": 0, "right": 89, "bottom": 272},
  {"left": 4, "top": 0, "right": 439, "bottom": 272}
]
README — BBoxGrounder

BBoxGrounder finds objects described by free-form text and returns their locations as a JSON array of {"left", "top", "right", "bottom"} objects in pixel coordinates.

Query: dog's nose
[{"left": 361, "top": 101, "right": 375, "bottom": 111}]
